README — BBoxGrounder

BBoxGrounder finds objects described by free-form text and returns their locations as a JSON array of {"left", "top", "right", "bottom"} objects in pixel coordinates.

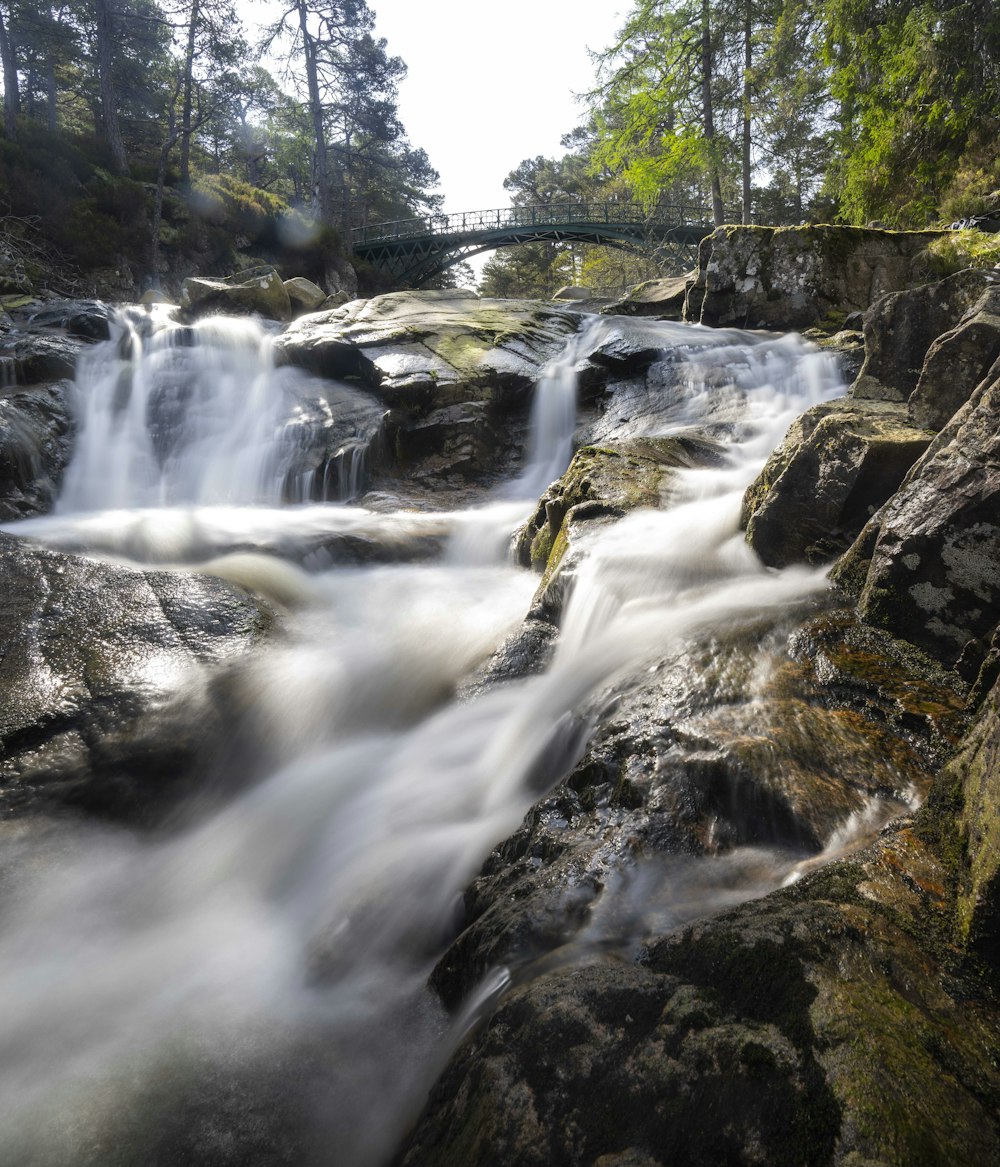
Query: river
[{"left": 0, "top": 303, "right": 894, "bottom": 1165}]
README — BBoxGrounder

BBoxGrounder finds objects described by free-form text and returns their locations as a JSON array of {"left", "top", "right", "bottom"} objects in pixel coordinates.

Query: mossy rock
[{"left": 742, "top": 398, "right": 934, "bottom": 568}]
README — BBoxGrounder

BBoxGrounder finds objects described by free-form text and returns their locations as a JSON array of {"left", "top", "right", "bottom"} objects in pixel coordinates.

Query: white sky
[{"left": 367, "top": 0, "right": 625, "bottom": 214}]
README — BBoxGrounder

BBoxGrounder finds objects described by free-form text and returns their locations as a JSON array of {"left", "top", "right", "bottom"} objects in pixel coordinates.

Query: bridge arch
[{"left": 350, "top": 203, "right": 717, "bottom": 286}]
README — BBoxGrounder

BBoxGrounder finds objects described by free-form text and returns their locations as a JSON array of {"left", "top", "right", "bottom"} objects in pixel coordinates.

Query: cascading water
[
  {"left": 0, "top": 308, "right": 885, "bottom": 1166},
  {"left": 60, "top": 305, "right": 387, "bottom": 511}
]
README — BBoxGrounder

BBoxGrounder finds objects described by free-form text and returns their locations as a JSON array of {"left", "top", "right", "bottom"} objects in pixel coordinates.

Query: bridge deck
[{"left": 350, "top": 202, "right": 719, "bottom": 285}]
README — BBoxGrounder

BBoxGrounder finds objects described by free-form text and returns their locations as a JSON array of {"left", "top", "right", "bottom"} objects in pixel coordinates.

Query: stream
[{"left": 0, "top": 305, "right": 894, "bottom": 1165}]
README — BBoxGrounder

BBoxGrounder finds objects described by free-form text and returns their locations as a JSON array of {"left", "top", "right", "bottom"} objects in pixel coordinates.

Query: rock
[
  {"left": 389, "top": 401, "right": 503, "bottom": 482},
  {"left": 0, "top": 297, "right": 114, "bottom": 383},
  {"left": 320, "top": 291, "right": 351, "bottom": 310},
  {"left": 603, "top": 275, "right": 692, "bottom": 319},
  {"left": 283, "top": 276, "right": 327, "bottom": 315},
  {"left": 832, "top": 366, "right": 1000, "bottom": 668},
  {"left": 181, "top": 266, "right": 292, "bottom": 322},
  {"left": 408, "top": 810, "right": 1000, "bottom": 1167},
  {"left": 428, "top": 608, "right": 965, "bottom": 1010},
  {"left": 908, "top": 286, "right": 1000, "bottom": 429},
  {"left": 0, "top": 383, "right": 75, "bottom": 519},
  {"left": 0, "top": 330, "right": 82, "bottom": 383},
  {"left": 323, "top": 253, "right": 359, "bottom": 300},
  {"left": 943, "top": 670, "right": 1000, "bottom": 963},
  {"left": 274, "top": 290, "right": 581, "bottom": 487},
  {"left": 552, "top": 286, "right": 595, "bottom": 302},
  {"left": 0, "top": 533, "right": 274, "bottom": 821},
  {"left": 852, "top": 268, "right": 997, "bottom": 402},
  {"left": 275, "top": 290, "right": 579, "bottom": 408},
  {"left": 742, "top": 398, "right": 934, "bottom": 568},
  {"left": 515, "top": 437, "right": 719, "bottom": 621},
  {"left": 684, "top": 225, "right": 946, "bottom": 332},
  {"left": 24, "top": 300, "right": 115, "bottom": 342}
]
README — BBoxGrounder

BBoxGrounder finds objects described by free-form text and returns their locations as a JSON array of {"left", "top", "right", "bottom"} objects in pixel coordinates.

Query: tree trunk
[
  {"left": 297, "top": 0, "right": 331, "bottom": 222},
  {"left": 742, "top": 0, "right": 752, "bottom": 224},
  {"left": 95, "top": 0, "right": 128, "bottom": 173},
  {"left": 46, "top": 54, "right": 57, "bottom": 132},
  {"left": 0, "top": 5, "right": 20, "bottom": 140},
  {"left": 179, "top": 0, "right": 199, "bottom": 183},
  {"left": 701, "top": 0, "right": 725, "bottom": 226}
]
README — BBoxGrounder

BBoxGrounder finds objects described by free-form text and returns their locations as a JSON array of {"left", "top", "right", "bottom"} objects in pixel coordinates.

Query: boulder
[
  {"left": 908, "top": 285, "right": 1000, "bottom": 429},
  {"left": 603, "top": 274, "right": 691, "bottom": 319},
  {"left": 181, "top": 266, "right": 292, "bottom": 322},
  {"left": 515, "top": 437, "right": 720, "bottom": 621},
  {"left": 274, "top": 291, "right": 582, "bottom": 487},
  {"left": 408, "top": 816, "right": 1000, "bottom": 1167},
  {"left": 283, "top": 276, "right": 327, "bottom": 315},
  {"left": 832, "top": 366, "right": 1000, "bottom": 668},
  {"left": 684, "top": 225, "right": 945, "bottom": 332},
  {"left": 23, "top": 300, "right": 114, "bottom": 342},
  {"left": 741, "top": 398, "right": 934, "bottom": 567},
  {"left": 275, "top": 290, "right": 579, "bottom": 407},
  {"left": 552, "top": 286, "right": 595, "bottom": 302},
  {"left": 0, "top": 533, "right": 274, "bottom": 821},
  {"left": 429, "top": 608, "right": 965, "bottom": 1010},
  {"left": 0, "top": 383, "right": 75, "bottom": 519},
  {"left": 852, "top": 267, "right": 997, "bottom": 402},
  {"left": 943, "top": 669, "right": 1000, "bottom": 963}
]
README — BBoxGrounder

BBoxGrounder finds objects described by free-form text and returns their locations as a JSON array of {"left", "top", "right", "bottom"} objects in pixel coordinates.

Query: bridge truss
[{"left": 350, "top": 202, "right": 718, "bottom": 286}]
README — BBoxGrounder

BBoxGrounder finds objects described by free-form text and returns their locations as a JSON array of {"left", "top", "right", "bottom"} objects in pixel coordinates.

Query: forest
[{"left": 0, "top": 0, "right": 997, "bottom": 297}]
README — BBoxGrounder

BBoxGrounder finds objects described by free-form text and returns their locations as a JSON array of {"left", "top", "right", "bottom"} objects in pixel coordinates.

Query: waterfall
[
  {"left": 0, "top": 311, "right": 870, "bottom": 1166},
  {"left": 58, "top": 305, "right": 386, "bottom": 511}
]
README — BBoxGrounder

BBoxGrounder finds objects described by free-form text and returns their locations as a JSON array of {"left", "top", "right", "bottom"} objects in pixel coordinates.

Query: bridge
[{"left": 350, "top": 202, "right": 718, "bottom": 286}]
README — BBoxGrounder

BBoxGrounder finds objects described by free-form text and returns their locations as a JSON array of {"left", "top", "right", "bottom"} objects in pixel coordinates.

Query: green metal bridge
[{"left": 350, "top": 202, "right": 718, "bottom": 286}]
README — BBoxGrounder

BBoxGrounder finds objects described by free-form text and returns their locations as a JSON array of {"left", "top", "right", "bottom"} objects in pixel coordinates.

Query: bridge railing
[{"left": 351, "top": 202, "right": 718, "bottom": 246}]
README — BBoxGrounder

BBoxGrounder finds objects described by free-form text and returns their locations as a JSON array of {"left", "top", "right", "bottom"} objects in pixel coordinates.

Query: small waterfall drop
[
  {"left": 510, "top": 315, "right": 610, "bottom": 499},
  {"left": 59, "top": 306, "right": 385, "bottom": 512},
  {"left": 0, "top": 310, "right": 879, "bottom": 1167}
]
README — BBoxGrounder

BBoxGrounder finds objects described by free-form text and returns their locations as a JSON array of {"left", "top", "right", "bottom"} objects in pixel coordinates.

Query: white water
[
  {"left": 0, "top": 310, "right": 871, "bottom": 1165},
  {"left": 60, "top": 305, "right": 385, "bottom": 511}
]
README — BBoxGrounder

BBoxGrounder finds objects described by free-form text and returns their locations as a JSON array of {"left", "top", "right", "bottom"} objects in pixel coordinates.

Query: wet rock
[
  {"left": 603, "top": 275, "right": 692, "bottom": 319},
  {"left": 807, "top": 328, "right": 866, "bottom": 385},
  {"left": 684, "top": 225, "right": 945, "bottom": 332},
  {"left": 0, "top": 533, "right": 274, "bottom": 821},
  {"left": 429, "top": 607, "right": 965, "bottom": 1010},
  {"left": 0, "top": 383, "right": 75, "bottom": 519},
  {"left": 908, "top": 286, "right": 1000, "bottom": 429},
  {"left": 408, "top": 815, "right": 1000, "bottom": 1167},
  {"left": 181, "top": 266, "right": 292, "bottom": 322},
  {"left": 275, "top": 290, "right": 581, "bottom": 487},
  {"left": 275, "top": 290, "right": 579, "bottom": 408},
  {"left": 389, "top": 401, "right": 502, "bottom": 483},
  {"left": 833, "top": 367, "right": 1000, "bottom": 668},
  {"left": 516, "top": 437, "right": 719, "bottom": 621},
  {"left": 0, "top": 328, "right": 85, "bottom": 383},
  {"left": 24, "top": 299, "right": 114, "bottom": 342},
  {"left": 936, "top": 667, "right": 1000, "bottom": 964},
  {"left": 852, "top": 267, "right": 997, "bottom": 402},
  {"left": 742, "top": 398, "right": 934, "bottom": 567}
]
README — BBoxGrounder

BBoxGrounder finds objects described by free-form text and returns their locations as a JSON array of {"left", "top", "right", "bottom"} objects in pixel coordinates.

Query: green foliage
[
  {"left": 822, "top": 0, "right": 1000, "bottom": 225},
  {"left": 190, "top": 173, "right": 289, "bottom": 237},
  {"left": 922, "top": 230, "right": 1000, "bottom": 278}
]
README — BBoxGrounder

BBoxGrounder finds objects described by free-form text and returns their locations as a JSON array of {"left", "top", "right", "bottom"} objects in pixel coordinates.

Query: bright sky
[{"left": 367, "top": 0, "right": 625, "bottom": 214}]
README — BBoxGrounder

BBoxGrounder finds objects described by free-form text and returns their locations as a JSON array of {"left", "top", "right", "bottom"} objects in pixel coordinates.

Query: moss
[{"left": 922, "top": 230, "right": 1000, "bottom": 277}]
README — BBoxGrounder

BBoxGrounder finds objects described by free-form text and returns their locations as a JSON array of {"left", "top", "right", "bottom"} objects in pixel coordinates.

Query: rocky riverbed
[{"left": 0, "top": 229, "right": 999, "bottom": 1165}]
